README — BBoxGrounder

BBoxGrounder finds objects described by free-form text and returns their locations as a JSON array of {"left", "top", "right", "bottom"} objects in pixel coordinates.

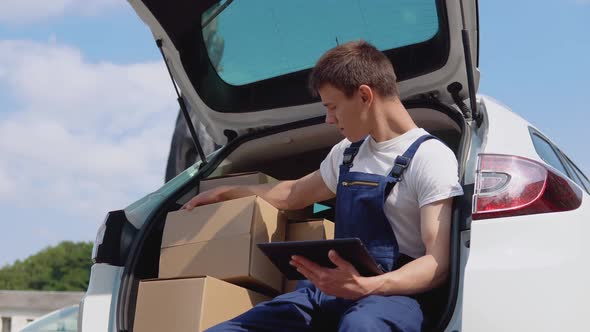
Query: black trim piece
[
  {"left": 94, "top": 210, "right": 138, "bottom": 266},
  {"left": 528, "top": 128, "right": 571, "bottom": 178},
  {"left": 431, "top": 194, "right": 463, "bottom": 331},
  {"left": 116, "top": 98, "right": 469, "bottom": 331},
  {"left": 560, "top": 154, "right": 590, "bottom": 194},
  {"left": 530, "top": 127, "right": 590, "bottom": 195},
  {"left": 143, "top": 0, "right": 450, "bottom": 113},
  {"left": 458, "top": 184, "right": 474, "bottom": 231}
]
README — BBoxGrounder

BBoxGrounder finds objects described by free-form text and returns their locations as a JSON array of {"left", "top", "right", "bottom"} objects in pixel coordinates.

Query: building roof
[{"left": 0, "top": 290, "right": 84, "bottom": 311}]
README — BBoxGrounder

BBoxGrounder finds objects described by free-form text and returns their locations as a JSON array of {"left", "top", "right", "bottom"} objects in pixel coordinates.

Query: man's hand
[
  {"left": 180, "top": 170, "right": 335, "bottom": 212},
  {"left": 289, "top": 250, "right": 380, "bottom": 300},
  {"left": 181, "top": 186, "right": 229, "bottom": 211}
]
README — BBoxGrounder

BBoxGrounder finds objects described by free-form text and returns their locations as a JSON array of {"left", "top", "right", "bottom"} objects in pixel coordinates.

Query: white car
[
  {"left": 20, "top": 305, "right": 78, "bottom": 332},
  {"left": 79, "top": 0, "right": 590, "bottom": 331}
]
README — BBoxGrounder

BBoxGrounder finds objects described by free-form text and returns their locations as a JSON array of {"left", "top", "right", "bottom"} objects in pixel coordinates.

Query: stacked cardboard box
[
  {"left": 134, "top": 172, "right": 340, "bottom": 331},
  {"left": 286, "top": 219, "right": 335, "bottom": 241},
  {"left": 134, "top": 276, "right": 270, "bottom": 332},
  {"left": 134, "top": 172, "right": 286, "bottom": 331},
  {"left": 159, "top": 195, "right": 287, "bottom": 293},
  {"left": 282, "top": 219, "right": 335, "bottom": 293}
]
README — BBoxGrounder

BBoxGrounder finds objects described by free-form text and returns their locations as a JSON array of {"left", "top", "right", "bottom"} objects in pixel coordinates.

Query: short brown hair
[{"left": 309, "top": 40, "right": 398, "bottom": 98}]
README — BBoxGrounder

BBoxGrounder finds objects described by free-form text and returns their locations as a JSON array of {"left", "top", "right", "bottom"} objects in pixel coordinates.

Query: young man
[{"left": 183, "top": 40, "right": 463, "bottom": 332}]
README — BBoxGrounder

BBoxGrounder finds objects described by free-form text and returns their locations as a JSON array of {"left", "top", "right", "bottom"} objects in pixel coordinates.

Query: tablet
[{"left": 257, "top": 238, "right": 384, "bottom": 280}]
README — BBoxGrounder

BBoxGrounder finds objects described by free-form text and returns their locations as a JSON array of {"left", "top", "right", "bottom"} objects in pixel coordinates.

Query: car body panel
[
  {"left": 479, "top": 96, "right": 544, "bottom": 161},
  {"left": 461, "top": 96, "right": 589, "bottom": 331},
  {"left": 462, "top": 204, "right": 590, "bottom": 331},
  {"left": 78, "top": 264, "right": 123, "bottom": 332}
]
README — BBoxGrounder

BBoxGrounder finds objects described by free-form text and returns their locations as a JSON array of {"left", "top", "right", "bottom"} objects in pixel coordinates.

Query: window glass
[
  {"left": 202, "top": 0, "right": 439, "bottom": 85},
  {"left": 530, "top": 134, "right": 569, "bottom": 176}
]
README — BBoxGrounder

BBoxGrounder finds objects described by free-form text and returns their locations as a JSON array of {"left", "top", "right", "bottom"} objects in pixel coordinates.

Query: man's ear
[{"left": 358, "top": 85, "right": 373, "bottom": 105}]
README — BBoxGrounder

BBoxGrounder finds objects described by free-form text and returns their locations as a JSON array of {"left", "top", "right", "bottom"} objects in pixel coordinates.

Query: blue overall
[{"left": 206, "top": 135, "right": 436, "bottom": 332}]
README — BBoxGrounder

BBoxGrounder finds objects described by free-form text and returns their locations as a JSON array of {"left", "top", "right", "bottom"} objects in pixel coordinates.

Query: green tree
[{"left": 0, "top": 241, "right": 93, "bottom": 291}]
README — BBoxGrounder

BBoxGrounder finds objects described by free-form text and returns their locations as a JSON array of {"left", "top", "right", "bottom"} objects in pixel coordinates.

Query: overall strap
[
  {"left": 342, "top": 139, "right": 364, "bottom": 168},
  {"left": 388, "top": 135, "right": 436, "bottom": 181}
]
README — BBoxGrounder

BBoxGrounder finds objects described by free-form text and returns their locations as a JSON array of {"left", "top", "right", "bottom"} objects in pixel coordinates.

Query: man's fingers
[
  {"left": 181, "top": 201, "right": 194, "bottom": 210},
  {"left": 328, "top": 250, "right": 354, "bottom": 270},
  {"left": 291, "top": 255, "right": 323, "bottom": 272},
  {"left": 294, "top": 264, "right": 317, "bottom": 282},
  {"left": 181, "top": 197, "right": 201, "bottom": 211},
  {"left": 290, "top": 256, "right": 321, "bottom": 280}
]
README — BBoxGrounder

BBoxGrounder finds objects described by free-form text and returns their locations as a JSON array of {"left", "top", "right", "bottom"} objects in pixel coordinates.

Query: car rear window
[{"left": 202, "top": 0, "right": 440, "bottom": 86}]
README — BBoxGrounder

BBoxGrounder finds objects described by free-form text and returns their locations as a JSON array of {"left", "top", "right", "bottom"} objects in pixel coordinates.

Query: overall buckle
[
  {"left": 343, "top": 153, "right": 354, "bottom": 166},
  {"left": 391, "top": 155, "right": 411, "bottom": 180}
]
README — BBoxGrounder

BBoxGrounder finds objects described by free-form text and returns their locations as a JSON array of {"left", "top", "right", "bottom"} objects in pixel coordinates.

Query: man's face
[{"left": 319, "top": 84, "right": 369, "bottom": 142}]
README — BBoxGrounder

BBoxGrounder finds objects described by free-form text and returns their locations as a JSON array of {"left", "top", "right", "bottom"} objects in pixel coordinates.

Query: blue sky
[{"left": 0, "top": 0, "right": 588, "bottom": 268}]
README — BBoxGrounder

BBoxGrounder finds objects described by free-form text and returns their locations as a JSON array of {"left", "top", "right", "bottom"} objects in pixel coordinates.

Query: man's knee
[
  {"left": 338, "top": 295, "right": 423, "bottom": 332},
  {"left": 205, "top": 289, "right": 316, "bottom": 332}
]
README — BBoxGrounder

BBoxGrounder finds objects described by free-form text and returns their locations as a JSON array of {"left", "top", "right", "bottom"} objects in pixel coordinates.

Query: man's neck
[{"left": 369, "top": 98, "right": 418, "bottom": 143}]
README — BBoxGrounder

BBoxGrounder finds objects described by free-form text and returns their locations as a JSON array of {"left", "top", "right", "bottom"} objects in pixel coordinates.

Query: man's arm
[
  {"left": 368, "top": 197, "right": 453, "bottom": 295},
  {"left": 290, "top": 197, "right": 453, "bottom": 299},
  {"left": 182, "top": 170, "right": 335, "bottom": 211}
]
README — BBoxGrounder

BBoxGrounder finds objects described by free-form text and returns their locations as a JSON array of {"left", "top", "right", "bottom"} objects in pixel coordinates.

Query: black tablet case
[{"left": 257, "top": 238, "right": 384, "bottom": 280}]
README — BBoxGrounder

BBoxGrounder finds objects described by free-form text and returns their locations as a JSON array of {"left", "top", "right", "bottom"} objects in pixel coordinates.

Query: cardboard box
[
  {"left": 283, "top": 219, "right": 335, "bottom": 293},
  {"left": 134, "top": 276, "right": 270, "bottom": 332},
  {"left": 200, "top": 172, "right": 316, "bottom": 220},
  {"left": 286, "top": 219, "right": 335, "bottom": 241},
  {"left": 283, "top": 205, "right": 315, "bottom": 220},
  {"left": 160, "top": 196, "right": 287, "bottom": 293},
  {"left": 199, "top": 172, "right": 277, "bottom": 192}
]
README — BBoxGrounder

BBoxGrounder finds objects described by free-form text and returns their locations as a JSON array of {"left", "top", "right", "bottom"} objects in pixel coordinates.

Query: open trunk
[{"left": 116, "top": 100, "right": 472, "bottom": 332}]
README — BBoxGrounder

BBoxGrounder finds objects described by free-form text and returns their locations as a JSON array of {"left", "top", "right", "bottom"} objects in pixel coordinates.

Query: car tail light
[{"left": 472, "top": 154, "right": 583, "bottom": 220}]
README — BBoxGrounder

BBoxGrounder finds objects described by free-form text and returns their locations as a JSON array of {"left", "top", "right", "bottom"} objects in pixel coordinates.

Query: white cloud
[
  {"left": 0, "top": 161, "right": 16, "bottom": 200},
  {"left": 0, "top": 0, "right": 124, "bottom": 25},
  {"left": 0, "top": 40, "right": 177, "bottom": 220}
]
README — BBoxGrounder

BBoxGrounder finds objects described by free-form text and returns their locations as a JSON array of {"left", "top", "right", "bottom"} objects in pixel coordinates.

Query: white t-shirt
[{"left": 320, "top": 128, "right": 463, "bottom": 258}]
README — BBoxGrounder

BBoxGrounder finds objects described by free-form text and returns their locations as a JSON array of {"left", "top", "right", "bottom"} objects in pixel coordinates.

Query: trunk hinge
[
  {"left": 457, "top": 0, "right": 482, "bottom": 126},
  {"left": 156, "top": 39, "right": 208, "bottom": 166}
]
